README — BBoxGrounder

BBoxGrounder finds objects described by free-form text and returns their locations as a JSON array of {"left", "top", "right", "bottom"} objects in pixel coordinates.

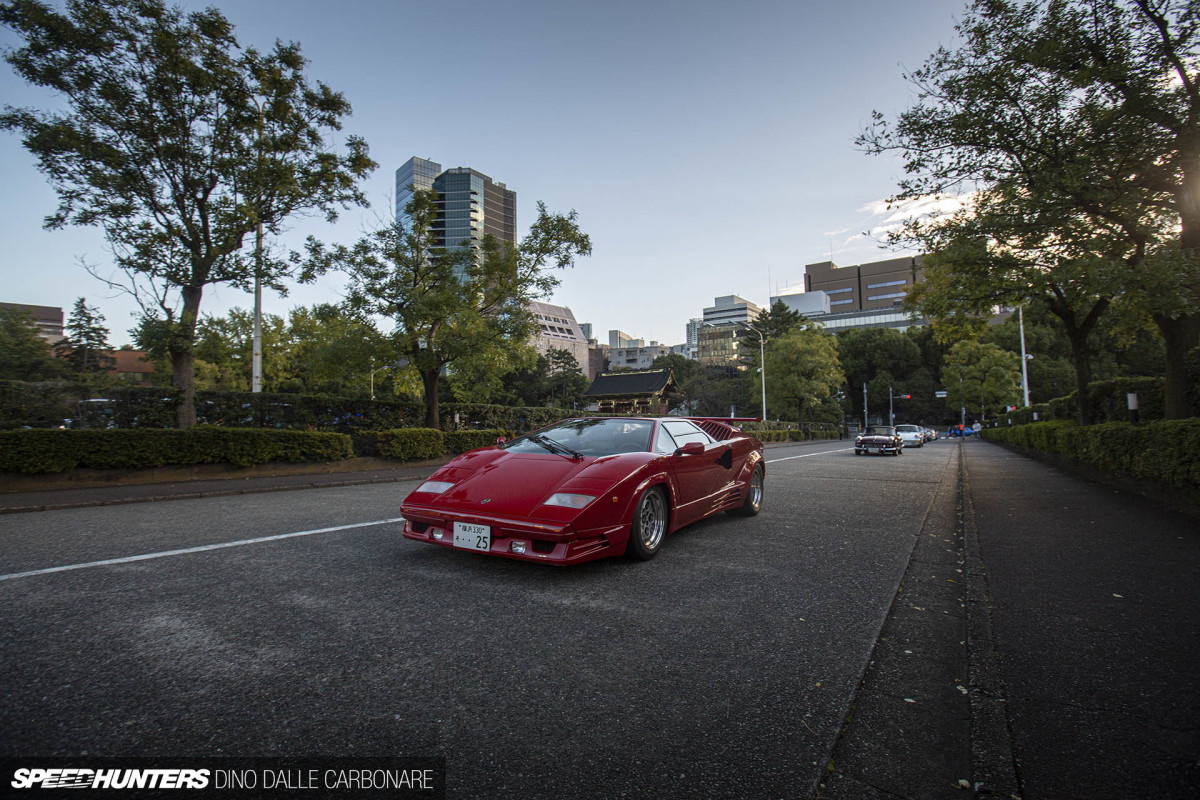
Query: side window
[
  {"left": 662, "top": 420, "right": 714, "bottom": 448},
  {"left": 653, "top": 425, "right": 678, "bottom": 455}
]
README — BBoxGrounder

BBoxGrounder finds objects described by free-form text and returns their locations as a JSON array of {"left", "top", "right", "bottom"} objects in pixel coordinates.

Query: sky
[{"left": 0, "top": 0, "right": 966, "bottom": 347}]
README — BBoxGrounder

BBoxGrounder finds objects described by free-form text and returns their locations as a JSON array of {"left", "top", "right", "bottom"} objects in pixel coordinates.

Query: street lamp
[
  {"left": 250, "top": 96, "right": 265, "bottom": 394},
  {"left": 740, "top": 322, "right": 767, "bottom": 422},
  {"left": 369, "top": 358, "right": 410, "bottom": 400}
]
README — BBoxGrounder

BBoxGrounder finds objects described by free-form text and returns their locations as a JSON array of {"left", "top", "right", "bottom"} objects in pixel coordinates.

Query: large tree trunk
[
  {"left": 1155, "top": 311, "right": 1200, "bottom": 420},
  {"left": 421, "top": 367, "right": 440, "bottom": 430},
  {"left": 1065, "top": 327, "right": 1095, "bottom": 426},
  {"left": 1045, "top": 293, "right": 1107, "bottom": 426},
  {"left": 172, "top": 285, "right": 204, "bottom": 429}
]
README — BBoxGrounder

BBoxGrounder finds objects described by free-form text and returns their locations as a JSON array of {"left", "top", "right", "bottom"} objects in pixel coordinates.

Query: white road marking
[
  {"left": 766, "top": 448, "right": 855, "bottom": 463},
  {"left": 0, "top": 517, "right": 406, "bottom": 583}
]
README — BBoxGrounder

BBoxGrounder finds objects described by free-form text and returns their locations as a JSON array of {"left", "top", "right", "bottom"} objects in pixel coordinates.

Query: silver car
[{"left": 895, "top": 424, "right": 924, "bottom": 447}]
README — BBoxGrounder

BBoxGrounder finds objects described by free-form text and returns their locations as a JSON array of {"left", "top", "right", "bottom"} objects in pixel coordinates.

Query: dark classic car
[
  {"left": 400, "top": 417, "right": 765, "bottom": 565},
  {"left": 854, "top": 425, "right": 903, "bottom": 456}
]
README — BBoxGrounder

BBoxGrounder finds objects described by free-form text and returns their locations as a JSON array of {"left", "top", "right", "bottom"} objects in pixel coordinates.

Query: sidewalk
[
  {"left": 963, "top": 439, "right": 1200, "bottom": 799},
  {"left": 0, "top": 459, "right": 448, "bottom": 514}
]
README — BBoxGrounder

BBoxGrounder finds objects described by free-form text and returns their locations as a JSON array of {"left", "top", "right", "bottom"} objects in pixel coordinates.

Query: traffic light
[{"left": 900, "top": 394, "right": 911, "bottom": 399}]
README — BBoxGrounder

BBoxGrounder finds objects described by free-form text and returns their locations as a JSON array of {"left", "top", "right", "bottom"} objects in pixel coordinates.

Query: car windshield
[
  {"left": 864, "top": 426, "right": 896, "bottom": 436},
  {"left": 896, "top": 425, "right": 919, "bottom": 432},
  {"left": 502, "top": 418, "right": 654, "bottom": 458}
]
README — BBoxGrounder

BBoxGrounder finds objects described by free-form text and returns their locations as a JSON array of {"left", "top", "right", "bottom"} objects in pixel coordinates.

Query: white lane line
[
  {"left": 766, "top": 447, "right": 855, "bottom": 463},
  {"left": 0, "top": 517, "right": 406, "bottom": 583}
]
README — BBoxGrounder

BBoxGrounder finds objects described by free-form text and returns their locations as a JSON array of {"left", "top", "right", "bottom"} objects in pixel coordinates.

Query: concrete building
[
  {"left": 527, "top": 301, "right": 591, "bottom": 377},
  {"left": 702, "top": 295, "right": 762, "bottom": 328},
  {"left": 394, "top": 156, "right": 517, "bottom": 250},
  {"left": 609, "top": 340, "right": 671, "bottom": 371},
  {"left": 0, "top": 302, "right": 64, "bottom": 343}
]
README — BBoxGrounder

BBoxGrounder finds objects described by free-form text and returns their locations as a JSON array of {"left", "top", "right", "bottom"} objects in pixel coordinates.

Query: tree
[
  {"left": 943, "top": 341, "right": 1022, "bottom": 420},
  {"left": 837, "top": 327, "right": 923, "bottom": 421},
  {"left": 1, "top": 0, "right": 376, "bottom": 427},
  {"left": 860, "top": 0, "right": 1200, "bottom": 418},
  {"left": 905, "top": 239, "right": 1118, "bottom": 423},
  {"left": 0, "top": 307, "right": 61, "bottom": 380},
  {"left": 55, "top": 298, "right": 115, "bottom": 378},
  {"left": 311, "top": 189, "right": 590, "bottom": 428},
  {"left": 755, "top": 327, "right": 845, "bottom": 422},
  {"left": 737, "top": 299, "right": 801, "bottom": 351}
]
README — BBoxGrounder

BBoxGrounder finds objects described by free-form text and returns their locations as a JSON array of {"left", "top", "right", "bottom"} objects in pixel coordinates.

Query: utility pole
[{"left": 863, "top": 382, "right": 868, "bottom": 429}]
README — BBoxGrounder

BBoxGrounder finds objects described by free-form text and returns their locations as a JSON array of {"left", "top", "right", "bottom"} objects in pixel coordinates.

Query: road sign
[{"left": 935, "top": 391, "right": 948, "bottom": 398}]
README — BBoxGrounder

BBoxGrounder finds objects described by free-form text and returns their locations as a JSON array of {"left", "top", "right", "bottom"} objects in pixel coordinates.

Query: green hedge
[
  {"left": 0, "top": 427, "right": 353, "bottom": 474},
  {"left": 982, "top": 419, "right": 1200, "bottom": 491},
  {"left": 1006, "top": 377, "right": 1167, "bottom": 425},
  {"left": 0, "top": 381, "right": 568, "bottom": 433},
  {"left": 373, "top": 428, "right": 444, "bottom": 461},
  {"left": 444, "top": 429, "right": 512, "bottom": 454}
]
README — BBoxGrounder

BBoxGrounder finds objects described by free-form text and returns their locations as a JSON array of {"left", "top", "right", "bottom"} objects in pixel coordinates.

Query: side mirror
[
  {"left": 496, "top": 436, "right": 508, "bottom": 445},
  {"left": 675, "top": 441, "right": 705, "bottom": 457}
]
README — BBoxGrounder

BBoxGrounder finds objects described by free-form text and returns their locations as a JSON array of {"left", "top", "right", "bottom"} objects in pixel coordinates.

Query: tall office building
[{"left": 394, "top": 156, "right": 517, "bottom": 249}]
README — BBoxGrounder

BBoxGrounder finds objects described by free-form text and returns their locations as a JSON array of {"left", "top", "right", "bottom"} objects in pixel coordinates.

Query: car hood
[{"left": 407, "top": 450, "right": 641, "bottom": 520}]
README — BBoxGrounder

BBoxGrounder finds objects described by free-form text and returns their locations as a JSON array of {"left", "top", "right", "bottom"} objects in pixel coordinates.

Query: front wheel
[
  {"left": 627, "top": 487, "right": 668, "bottom": 561},
  {"left": 732, "top": 463, "right": 764, "bottom": 517}
]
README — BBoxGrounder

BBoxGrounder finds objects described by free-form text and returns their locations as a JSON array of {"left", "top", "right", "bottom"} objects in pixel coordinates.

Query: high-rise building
[{"left": 394, "top": 157, "right": 517, "bottom": 249}]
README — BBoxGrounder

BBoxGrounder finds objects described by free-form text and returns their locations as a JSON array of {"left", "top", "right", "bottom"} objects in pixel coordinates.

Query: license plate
[
  {"left": 453, "top": 521, "right": 491, "bottom": 551},
  {"left": 868, "top": 447, "right": 880, "bottom": 453}
]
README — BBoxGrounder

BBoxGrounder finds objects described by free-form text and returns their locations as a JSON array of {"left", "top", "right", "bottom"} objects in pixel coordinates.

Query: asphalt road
[{"left": 0, "top": 438, "right": 968, "bottom": 798}]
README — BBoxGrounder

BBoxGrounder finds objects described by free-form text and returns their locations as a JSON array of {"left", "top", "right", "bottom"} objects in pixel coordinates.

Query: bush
[
  {"left": 0, "top": 427, "right": 353, "bottom": 474},
  {"left": 374, "top": 428, "right": 444, "bottom": 461},
  {"left": 982, "top": 419, "right": 1200, "bottom": 491},
  {"left": 444, "top": 429, "right": 511, "bottom": 454}
]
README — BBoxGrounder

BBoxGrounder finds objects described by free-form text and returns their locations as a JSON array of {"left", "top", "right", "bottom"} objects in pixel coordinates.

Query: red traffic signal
[{"left": 900, "top": 394, "right": 911, "bottom": 399}]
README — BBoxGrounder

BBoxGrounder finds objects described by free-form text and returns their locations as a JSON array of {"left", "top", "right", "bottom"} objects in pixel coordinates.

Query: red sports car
[{"left": 400, "top": 417, "right": 765, "bottom": 565}]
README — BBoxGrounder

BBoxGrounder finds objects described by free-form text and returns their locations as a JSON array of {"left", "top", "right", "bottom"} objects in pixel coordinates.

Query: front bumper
[{"left": 400, "top": 504, "right": 626, "bottom": 565}]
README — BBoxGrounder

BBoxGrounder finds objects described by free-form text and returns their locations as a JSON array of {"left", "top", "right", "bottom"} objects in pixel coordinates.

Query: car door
[{"left": 658, "top": 420, "right": 725, "bottom": 525}]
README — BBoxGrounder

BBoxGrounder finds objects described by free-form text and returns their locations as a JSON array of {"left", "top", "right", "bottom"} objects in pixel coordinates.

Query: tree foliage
[
  {"left": 55, "top": 298, "right": 114, "bottom": 378},
  {"left": 861, "top": 0, "right": 1200, "bottom": 419},
  {"left": 1, "top": 0, "right": 376, "bottom": 427},
  {"left": 754, "top": 326, "right": 845, "bottom": 422},
  {"left": 0, "top": 307, "right": 62, "bottom": 381},
  {"left": 309, "top": 189, "right": 591, "bottom": 428},
  {"left": 943, "top": 340, "right": 1023, "bottom": 419}
]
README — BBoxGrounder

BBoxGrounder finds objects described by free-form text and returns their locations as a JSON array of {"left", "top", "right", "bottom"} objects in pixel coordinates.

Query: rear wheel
[
  {"left": 732, "top": 464, "right": 764, "bottom": 516},
  {"left": 627, "top": 487, "right": 668, "bottom": 560}
]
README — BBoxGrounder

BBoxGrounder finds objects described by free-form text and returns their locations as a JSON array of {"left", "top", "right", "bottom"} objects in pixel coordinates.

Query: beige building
[{"left": 527, "top": 301, "right": 592, "bottom": 377}]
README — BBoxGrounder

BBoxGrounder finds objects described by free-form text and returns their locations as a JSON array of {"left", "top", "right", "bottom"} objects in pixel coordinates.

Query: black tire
[
  {"left": 854, "top": 449, "right": 863, "bottom": 455},
  {"left": 627, "top": 487, "right": 668, "bottom": 561},
  {"left": 731, "top": 464, "right": 764, "bottom": 517}
]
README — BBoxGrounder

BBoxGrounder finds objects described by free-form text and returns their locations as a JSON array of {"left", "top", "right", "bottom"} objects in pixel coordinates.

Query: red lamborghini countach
[{"left": 400, "top": 417, "right": 765, "bottom": 565}]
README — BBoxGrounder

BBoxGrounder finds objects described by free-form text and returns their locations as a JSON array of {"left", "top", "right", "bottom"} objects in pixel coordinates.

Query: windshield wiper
[{"left": 527, "top": 433, "right": 583, "bottom": 460}]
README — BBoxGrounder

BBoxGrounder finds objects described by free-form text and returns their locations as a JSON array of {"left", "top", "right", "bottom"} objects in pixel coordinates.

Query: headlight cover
[
  {"left": 416, "top": 480, "right": 455, "bottom": 494},
  {"left": 543, "top": 492, "right": 596, "bottom": 509}
]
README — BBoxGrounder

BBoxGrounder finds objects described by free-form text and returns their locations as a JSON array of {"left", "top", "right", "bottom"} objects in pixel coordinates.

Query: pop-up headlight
[{"left": 543, "top": 493, "right": 596, "bottom": 509}]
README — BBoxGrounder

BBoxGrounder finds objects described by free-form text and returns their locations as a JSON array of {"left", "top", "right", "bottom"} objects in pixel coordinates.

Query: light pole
[
  {"left": 742, "top": 323, "right": 767, "bottom": 422},
  {"left": 251, "top": 97, "right": 264, "bottom": 394},
  {"left": 369, "top": 358, "right": 410, "bottom": 401},
  {"left": 1018, "top": 305, "right": 1031, "bottom": 407}
]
